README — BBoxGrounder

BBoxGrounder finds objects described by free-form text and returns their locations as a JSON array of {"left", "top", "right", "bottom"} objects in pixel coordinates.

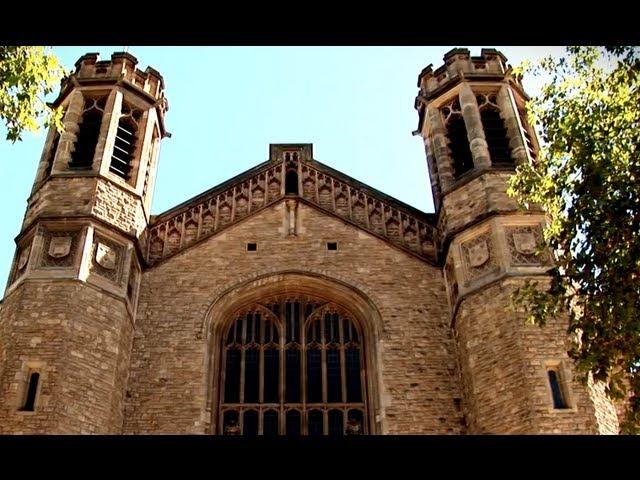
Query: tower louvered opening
[
  {"left": 477, "top": 94, "right": 513, "bottom": 166},
  {"left": 442, "top": 99, "right": 474, "bottom": 178},
  {"left": 110, "top": 103, "right": 141, "bottom": 181},
  {"left": 69, "top": 96, "right": 106, "bottom": 169},
  {"left": 518, "top": 108, "right": 537, "bottom": 161}
]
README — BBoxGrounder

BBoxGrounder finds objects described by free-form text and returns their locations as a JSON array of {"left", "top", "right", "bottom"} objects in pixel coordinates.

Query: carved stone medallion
[
  {"left": 506, "top": 225, "right": 549, "bottom": 266},
  {"left": 91, "top": 236, "right": 122, "bottom": 282},
  {"left": 95, "top": 242, "right": 117, "bottom": 270},
  {"left": 513, "top": 232, "right": 537, "bottom": 255},
  {"left": 48, "top": 236, "right": 72, "bottom": 258},
  {"left": 468, "top": 240, "right": 489, "bottom": 267},
  {"left": 461, "top": 231, "right": 499, "bottom": 282},
  {"left": 18, "top": 246, "right": 31, "bottom": 270}
]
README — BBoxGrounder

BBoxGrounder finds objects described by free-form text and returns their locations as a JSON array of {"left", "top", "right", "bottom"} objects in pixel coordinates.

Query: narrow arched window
[
  {"left": 110, "top": 103, "right": 141, "bottom": 181},
  {"left": 477, "top": 94, "right": 513, "bottom": 166},
  {"left": 442, "top": 99, "right": 474, "bottom": 178},
  {"left": 219, "top": 297, "right": 368, "bottom": 435},
  {"left": 43, "top": 132, "right": 60, "bottom": 179},
  {"left": 285, "top": 170, "right": 298, "bottom": 195},
  {"left": 70, "top": 96, "right": 106, "bottom": 169},
  {"left": 20, "top": 371, "right": 40, "bottom": 412}
]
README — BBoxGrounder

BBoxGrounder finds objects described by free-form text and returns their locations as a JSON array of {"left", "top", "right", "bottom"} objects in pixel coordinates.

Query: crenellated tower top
[
  {"left": 416, "top": 48, "right": 513, "bottom": 97},
  {"left": 51, "top": 52, "right": 169, "bottom": 134}
]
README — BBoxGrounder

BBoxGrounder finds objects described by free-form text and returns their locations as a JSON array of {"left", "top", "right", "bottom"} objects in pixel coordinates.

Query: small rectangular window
[
  {"left": 547, "top": 367, "right": 569, "bottom": 409},
  {"left": 327, "top": 242, "right": 338, "bottom": 251},
  {"left": 19, "top": 371, "right": 40, "bottom": 412},
  {"left": 247, "top": 242, "right": 257, "bottom": 252}
]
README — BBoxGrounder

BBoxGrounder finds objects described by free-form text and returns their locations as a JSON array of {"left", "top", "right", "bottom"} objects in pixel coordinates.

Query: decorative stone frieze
[{"left": 146, "top": 155, "right": 438, "bottom": 266}]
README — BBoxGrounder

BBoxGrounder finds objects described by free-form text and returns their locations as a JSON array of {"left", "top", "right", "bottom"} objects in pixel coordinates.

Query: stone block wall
[
  {"left": 0, "top": 281, "right": 133, "bottom": 434},
  {"left": 124, "top": 201, "right": 464, "bottom": 434}
]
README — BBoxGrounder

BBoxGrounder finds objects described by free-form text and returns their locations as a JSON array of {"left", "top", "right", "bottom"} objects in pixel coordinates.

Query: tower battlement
[
  {"left": 61, "top": 52, "right": 167, "bottom": 107},
  {"left": 417, "top": 48, "right": 516, "bottom": 97}
]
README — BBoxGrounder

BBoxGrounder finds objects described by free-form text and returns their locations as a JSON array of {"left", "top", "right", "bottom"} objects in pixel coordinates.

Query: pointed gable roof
[{"left": 144, "top": 144, "right": 438, "bottom": 266}]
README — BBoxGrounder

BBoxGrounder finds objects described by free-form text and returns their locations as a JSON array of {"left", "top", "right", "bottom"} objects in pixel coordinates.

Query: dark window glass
[
  {"left": 285, "top": 349, "right": 300, "bottom": 402},
  {"left": 327, "top": 349, "right": 342, "bottom": 403},
  {"left": 243, "top": 410, "right": 259, "bottom": 436},
  {"left": 263, "top": 410, "right": 279, "bottom": 436},
  {"left": 327, "top": 242, "right": 337, "bottom": 251},
  {"left": 244, "top": 348, "right": 259, "bottom": 403},
  {"left": 247, "top": 242, "right": 257, "bottom": 251},
  {"left": 446, "top": 114, "right": 474, "bottom": 178},
  {"left": 306, "top": 348, "right": 323, "bottom": 403},
  {"left": 286, "top": 410, "right": 301, "bottom": 436},
  {"left": 264, "top": 348, "right": 279, "bottom": 403},
  {"left": 224, "top": 350, "right": 241, "bottom": 403},
  {"left": 548, "top": 370, "right": 568, "bottom": 409},
  {"left": 285, "top": 170, "right": 298, "bottom": 195},
  {"left": 345, "top": 348, "right": 362, "bottom": 403},
  {"left": 308, "top": 410, "right": 324, "bottom": 436},
  {"left": 328, "top": 410, "right": 344, "bottom": 436},
  {"left": 20, "top": 372, "right": 39, "bottom": 412}
]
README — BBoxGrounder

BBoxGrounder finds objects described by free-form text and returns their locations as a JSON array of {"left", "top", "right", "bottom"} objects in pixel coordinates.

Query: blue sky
[{"left": 0, "top": 46, "right": 564, "bottom": 282}]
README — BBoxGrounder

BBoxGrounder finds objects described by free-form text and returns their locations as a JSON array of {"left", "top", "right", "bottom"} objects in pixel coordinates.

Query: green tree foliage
[
  {"left": 0, "top": 46, "right": 66, "bottom": 142},
  {"left": 508, "top": 46, "right": 640, "bottom": 433}
]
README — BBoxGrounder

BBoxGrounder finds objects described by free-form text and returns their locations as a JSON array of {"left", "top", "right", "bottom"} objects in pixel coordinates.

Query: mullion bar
[
  {"left": 321, "top": 313, "right": 327, "bottom": 404},
  {"left": 339, "top": 316, "right": 347, "bottom": 404},
  {"left": 259, "top": 314, "right": 265, "bottom": 404},
  {"left": 240, "top": 314, "right": 247, "bottom": 403}
]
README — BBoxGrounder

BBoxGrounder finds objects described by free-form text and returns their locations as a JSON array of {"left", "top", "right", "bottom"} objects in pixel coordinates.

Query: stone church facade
[{"left": 0, "top": 48, "right": 620, "bottom": 434}]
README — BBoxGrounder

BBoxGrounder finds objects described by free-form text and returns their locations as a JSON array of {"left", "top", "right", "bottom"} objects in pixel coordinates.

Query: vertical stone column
[
  {"left": 427, "top": 106, "right": 455, "bottom": 191},
  {"left": 135, "top": 109, "right": 156, "bottom": 194},
  {"left": 52, "top": 90, "right": 85, "bottom": 173},
  {"left": 497, "top": 85, "right": 529, "bottom": 166},
  {"left": 459, "top": 83, "right": 491, "bottom": 169}
]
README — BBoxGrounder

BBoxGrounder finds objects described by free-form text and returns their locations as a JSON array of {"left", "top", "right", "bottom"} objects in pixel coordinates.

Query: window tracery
[
  {"left": 441, "top": 98, "right": 474, "bottom": 178},
  {"left": 218, "top": 296, "right": 368, "bottom": 435}
]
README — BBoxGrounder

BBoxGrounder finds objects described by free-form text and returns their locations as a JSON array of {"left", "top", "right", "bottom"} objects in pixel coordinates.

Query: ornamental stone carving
[
  {"left": 146, "top": 155, "right": 438, "bottom": 266},
  {"left": 48, "top": 236, "right": 72, "bottom": 258},
  {"left": 467, "top": 240, "right": 489, "bottom": 267},
  {"left": 506, "top": 225, "right": 549, "bottom": 266},
  {"left": 95, "top": 242, "right": 118, "bottom": 270},
  {"left": 40, "top": 230, "right": 80, "bottom": 268},
  {"left": 17, "top": 245, "right": 31, "bottom": 271},
  {"left": 461, "top": 231, "right": 499, "bottom": 282},
  {"left": 91, "top": 236, "right": 123, "bottom": 282}
]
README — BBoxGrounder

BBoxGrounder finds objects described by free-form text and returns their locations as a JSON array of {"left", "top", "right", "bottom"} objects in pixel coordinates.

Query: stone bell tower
[
  {"left": 0, "top": 52, "right": 168, "bottom": 433},
  {"left": 415, "top": 48, "right": 619, "bottom": 434}
]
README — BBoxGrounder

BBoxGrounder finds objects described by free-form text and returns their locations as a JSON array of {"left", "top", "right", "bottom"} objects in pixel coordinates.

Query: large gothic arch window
[{"left": 218, "top": 296, "right": 367, "bottom": 435}]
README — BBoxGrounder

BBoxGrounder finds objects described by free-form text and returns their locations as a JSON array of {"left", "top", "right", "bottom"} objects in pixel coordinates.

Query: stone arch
[{"left": 200, "top": 270, "right": 385, "bottom": 435}]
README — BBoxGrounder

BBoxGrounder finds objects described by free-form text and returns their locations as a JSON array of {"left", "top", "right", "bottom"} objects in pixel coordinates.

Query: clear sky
[{"left": 0, "top": 46, "right": 565, "bottom": 283}]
